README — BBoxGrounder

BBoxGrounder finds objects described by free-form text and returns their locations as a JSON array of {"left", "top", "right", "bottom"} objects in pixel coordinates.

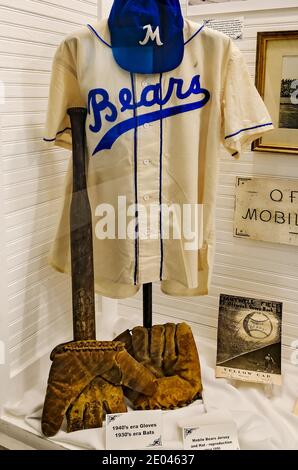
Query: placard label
[
  {"left": 106, "top": 410, "right": 163, "bottom": 450},
  {"left": 183, "top": 422, "right": 240, "bottom": 451},
  {"left": 204, "top": 18, "right": 244, "bottom": 40}
]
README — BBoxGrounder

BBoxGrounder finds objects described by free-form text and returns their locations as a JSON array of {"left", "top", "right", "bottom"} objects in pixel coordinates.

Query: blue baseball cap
[{"left": 108, "top": 0, "right": 184, "bottom": 74}]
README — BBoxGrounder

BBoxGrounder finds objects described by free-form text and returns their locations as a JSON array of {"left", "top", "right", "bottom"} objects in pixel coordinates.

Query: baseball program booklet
[{"left": 216, "top": 294, "right": 282, "bottom": 385}]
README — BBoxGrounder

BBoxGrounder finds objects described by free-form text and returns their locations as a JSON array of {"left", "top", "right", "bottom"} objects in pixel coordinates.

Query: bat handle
[{"left": 67, "top": 107, "right": 96, "bottom": 341}]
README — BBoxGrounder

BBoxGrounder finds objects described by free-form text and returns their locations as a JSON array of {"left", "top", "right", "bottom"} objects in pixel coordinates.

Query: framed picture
[
  {"left": 187, "top": 0, "right": 298, "bottom": 16},
  {"left": 253, "top": 31, "right": 298, "bottom": 155}
]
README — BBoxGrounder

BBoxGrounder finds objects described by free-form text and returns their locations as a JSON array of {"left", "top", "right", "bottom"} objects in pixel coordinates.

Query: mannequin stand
[{"left": 143, "top": 283, "right": 153, "bottom": 328}]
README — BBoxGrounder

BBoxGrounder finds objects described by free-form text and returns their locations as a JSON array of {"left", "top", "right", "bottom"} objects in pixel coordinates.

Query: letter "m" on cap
[{"left": 139, "top": 25, "right": 164, "bottom": 46}]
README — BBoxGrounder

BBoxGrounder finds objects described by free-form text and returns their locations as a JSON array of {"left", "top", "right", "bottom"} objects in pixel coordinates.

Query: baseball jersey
[{"left": 43, "top": 19, "right": 273, "bottom": 299}]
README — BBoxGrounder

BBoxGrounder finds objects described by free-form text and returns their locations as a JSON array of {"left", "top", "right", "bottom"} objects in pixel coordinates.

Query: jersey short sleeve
[
  {"left": 43, "top": 38, "right": 85, "bottom": 150},
  {"left": 221, "top": 41, "right": 274, "bottom": 158}
]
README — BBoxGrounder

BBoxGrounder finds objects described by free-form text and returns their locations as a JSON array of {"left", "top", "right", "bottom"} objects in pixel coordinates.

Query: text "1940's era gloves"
[
  {"left": 41, "top": 340, "right": 156, "bottom": 437},
  {"left": 115, "top": 323, "right": 203, "bottom": 411}
]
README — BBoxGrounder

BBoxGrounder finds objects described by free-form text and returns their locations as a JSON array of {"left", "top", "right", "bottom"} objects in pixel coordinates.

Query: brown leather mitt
[
  {"left": 66, "top": 376, "right": 126, "bottom": 433},
  {"left": 41, "top": 340, "right": 156, "bottom": 437},
  {"left": 115, "top": 323, "right": 203, "bottom": 410}
]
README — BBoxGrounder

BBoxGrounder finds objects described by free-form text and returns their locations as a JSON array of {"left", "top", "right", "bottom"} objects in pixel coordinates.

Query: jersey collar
[{"left": 87, "top": 19, "right": 206, "bottom": 53}]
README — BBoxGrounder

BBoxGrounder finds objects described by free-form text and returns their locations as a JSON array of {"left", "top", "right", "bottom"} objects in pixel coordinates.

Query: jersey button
[
  {"left": 143, "top": 123, "right": 150, "bottom": 129},
  {"left": 143, "top": 159, "right": 150, "bottom": 166},
  {"left": 143, "top": 195, "right": 150, "bottom": 201}
]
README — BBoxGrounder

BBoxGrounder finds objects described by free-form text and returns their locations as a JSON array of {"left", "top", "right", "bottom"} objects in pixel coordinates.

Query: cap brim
[{"left": 111, "top": 33, "right": 184, "bottom": 74}]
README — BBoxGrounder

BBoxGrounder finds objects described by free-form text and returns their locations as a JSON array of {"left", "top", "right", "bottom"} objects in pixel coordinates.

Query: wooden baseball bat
[
  {"left": 67, "top": 107, "right": 96, "bottom": 341},
  {"left": 68, "top": 107, "right": 153, "bottom": 333}
]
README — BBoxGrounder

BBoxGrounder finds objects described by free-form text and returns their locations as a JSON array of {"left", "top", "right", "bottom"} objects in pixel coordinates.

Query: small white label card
[
  {"left": 203, "top": 17, "right": 244, "bottom": 40},
  {"left": 106, "top": 410, "right": 163, "bottom": 450},
  {"left": 183, "top": 422, "right": 240, "bottom": 451}
]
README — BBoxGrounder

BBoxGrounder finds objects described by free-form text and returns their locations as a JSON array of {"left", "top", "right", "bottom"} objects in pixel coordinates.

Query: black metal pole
[{"left": 143, "top": 283, "right": 153, "bottom": 328}]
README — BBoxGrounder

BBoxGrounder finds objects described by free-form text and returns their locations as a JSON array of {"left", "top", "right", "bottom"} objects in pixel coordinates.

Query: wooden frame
[
  {"left": 253, "top": 31, "right": 298, "bottom": 154},
  {"left": 186, "top": 0, "right": 298, "bottom": 17}
]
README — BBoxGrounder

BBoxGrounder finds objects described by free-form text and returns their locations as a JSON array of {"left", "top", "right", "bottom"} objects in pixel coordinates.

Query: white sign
[
  {"left": 234, "top": 177, "right": 298, "bottom": 246},
  {"left": 183, "top": 422, "right": 240, "bottom": 451},
  {"left": 106, "top": 410, "right": 163, "bottom": 450},
  {"left": 187, "top": 0, "right": 298, "bottom": 17},
  {"left": 204, "top": 17, "right": 244, "bottom": 40}
]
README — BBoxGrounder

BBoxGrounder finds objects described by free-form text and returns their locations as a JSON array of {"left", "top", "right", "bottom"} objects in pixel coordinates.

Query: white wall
[
  {"left": 118, "top": 6, "right": 298, "bottom": 363},
  {"left": 0, "top": 59, "right": 10, "bottom": 409},
  {"left": 0, "top": 0, "right": 98, "bottom": 406}
]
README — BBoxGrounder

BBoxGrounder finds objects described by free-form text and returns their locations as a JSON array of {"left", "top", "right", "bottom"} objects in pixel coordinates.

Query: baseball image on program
[{"left": 216, "top": 294, "right": 282, "bottom": 385}]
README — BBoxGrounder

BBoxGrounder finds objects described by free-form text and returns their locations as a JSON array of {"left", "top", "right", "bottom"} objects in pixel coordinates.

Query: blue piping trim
[
  {"left": 87, "top": 22, "right": 206, "bottom": 50},
  {"left": 43, "top": 127, "right": 71, "bottom": 142},
  {"left": 159, "top": 73, "right": 164, "bottom": 282},
  {"left": 225, "top": 123, "right": 273, "bottom": 140},
  {"left": 87, "top": 24, "right": 112, "bottom": 48},
  {"left": 130, "top": 73, "right": 139, "bottom": 286},
  {"left": 184, "top": 22, "right": 207, "bottom": 46}
]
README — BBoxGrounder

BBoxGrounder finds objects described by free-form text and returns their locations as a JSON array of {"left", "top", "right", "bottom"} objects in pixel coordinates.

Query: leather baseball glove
[
  {"left": 41, "top": 340, "right": 156, "bottom": 437},
  {"left": 66, "top": 376, "right": 125, "bottom": 433},
  {"left": 115, "top": 323, "right": 203, "bottom": 410}
]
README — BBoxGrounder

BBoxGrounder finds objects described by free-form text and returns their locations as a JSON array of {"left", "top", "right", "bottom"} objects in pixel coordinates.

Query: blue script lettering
[
  {"left": 88, "top": 75, "right": 210, "bottom": 156},
  {"left": 88, "top": 89, "right": 117, "bottom": 133}
]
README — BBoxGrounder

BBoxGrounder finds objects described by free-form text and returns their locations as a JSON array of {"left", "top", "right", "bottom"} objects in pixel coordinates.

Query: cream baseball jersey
[{"left": 43, "top": 19, "right": 273, "bottom": 299}]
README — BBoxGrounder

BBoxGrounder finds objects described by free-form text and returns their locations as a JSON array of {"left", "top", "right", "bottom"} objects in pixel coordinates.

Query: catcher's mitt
[
  {"left": 41, "top": 340, "right": 156, "bottom": 437},
  {"left": 115, "top": 323, "right": 202, "bottom": 410}
]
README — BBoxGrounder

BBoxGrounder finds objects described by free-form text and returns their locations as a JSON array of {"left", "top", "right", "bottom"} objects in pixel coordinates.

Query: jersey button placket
[{"left": 136, "top": 74, "right": 161, "bottom": 283}]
